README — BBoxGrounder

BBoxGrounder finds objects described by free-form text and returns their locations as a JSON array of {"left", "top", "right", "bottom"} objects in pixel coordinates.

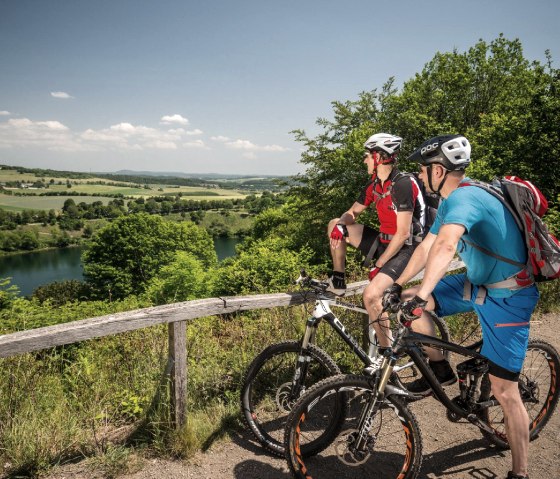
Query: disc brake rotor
[
  {"left": 334, "top": 429, "right": 375, "bottom": 466},
  {"left": 275, "top": 382, "right": 298, "bottom": 412}
]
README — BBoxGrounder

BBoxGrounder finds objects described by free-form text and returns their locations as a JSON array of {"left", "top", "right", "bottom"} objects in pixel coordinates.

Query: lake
[{"left": 0, "top": 237, "right": 242, "bottom": 297}]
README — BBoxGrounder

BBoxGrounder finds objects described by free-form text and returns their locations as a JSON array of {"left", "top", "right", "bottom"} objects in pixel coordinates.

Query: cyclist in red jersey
[{"left": 327, "top": 133, "right": 438, "bottom": 359}]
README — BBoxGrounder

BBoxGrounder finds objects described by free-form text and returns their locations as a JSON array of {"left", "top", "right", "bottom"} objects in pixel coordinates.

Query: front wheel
[
  {"left": 240, "top": 340, "right": 341, "bottom": 457},
  {"left": 284, "top": 374, "right": 423, "bottom": 479},
  {"left": 477, "top": 339, "right": 560, "bottom": 449}
]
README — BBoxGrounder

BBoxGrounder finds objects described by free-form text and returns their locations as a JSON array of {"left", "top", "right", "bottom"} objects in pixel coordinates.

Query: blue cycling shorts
[{"left": 432, "top": 273, "right": 539, "bottom": 373}]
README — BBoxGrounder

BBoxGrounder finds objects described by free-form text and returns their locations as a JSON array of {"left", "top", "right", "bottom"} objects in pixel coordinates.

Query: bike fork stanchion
[{"left": 290, "top": 319, "right": 318, "bottom": 398}]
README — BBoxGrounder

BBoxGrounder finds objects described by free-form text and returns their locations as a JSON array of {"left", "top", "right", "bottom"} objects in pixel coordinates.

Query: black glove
[
  {"left": 398, "top": 295, "right": 428, "bottom": 323},
  {"left": 382, "top": 283, "right": 403, "bottom": 312}
]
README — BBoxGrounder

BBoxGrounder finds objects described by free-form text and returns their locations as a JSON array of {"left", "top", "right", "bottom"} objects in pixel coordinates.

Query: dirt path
[{"left": 47, "top": 314, "right": 560, "bottom": 479}]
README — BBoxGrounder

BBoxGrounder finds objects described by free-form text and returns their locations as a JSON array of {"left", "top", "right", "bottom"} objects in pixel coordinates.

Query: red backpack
[{"left": 459, "top": 176, "right": 560, "bottom": 282}]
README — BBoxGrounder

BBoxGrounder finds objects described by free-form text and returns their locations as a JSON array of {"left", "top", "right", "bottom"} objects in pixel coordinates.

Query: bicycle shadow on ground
[
  {"left": 232, "top": 434, "right": 505, "bottom": 479},
  {"left": 420, "top": 438, "right": 505, "bottom": 478}
]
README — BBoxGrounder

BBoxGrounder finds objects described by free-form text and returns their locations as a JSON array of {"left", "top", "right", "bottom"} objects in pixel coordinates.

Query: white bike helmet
[
  {"left": 363, "top": 133, "right": 403, "bottom": 156},
  {"left": 408, "top": 134, "right": 471, "bottom": 171}
]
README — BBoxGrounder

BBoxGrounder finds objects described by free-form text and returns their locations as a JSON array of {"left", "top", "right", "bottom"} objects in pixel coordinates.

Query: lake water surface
[{"left": 0, "top": 237, "right": 241, "bottom": 296}]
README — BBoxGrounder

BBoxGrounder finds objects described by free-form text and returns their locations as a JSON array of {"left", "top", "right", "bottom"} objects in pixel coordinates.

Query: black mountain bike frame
[{"left": 372, "top": 324, "right": 513, "bottom": 439}]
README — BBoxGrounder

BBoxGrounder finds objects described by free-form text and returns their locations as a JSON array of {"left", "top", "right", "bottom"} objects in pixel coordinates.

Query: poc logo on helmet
[{"left": 421, "top": 142, "right": 439, "bottom": 155}]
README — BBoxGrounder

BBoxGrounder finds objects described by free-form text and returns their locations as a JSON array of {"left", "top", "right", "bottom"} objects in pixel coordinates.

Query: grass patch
[
  {"left": 169, "top": 402, "right": 242, "bottom": 459},
  {"left": 0, "top": 194, "right": 115, "bottom": 211},
  {"left": 86, "top": 445, "right": 142, "bottom": 479}
]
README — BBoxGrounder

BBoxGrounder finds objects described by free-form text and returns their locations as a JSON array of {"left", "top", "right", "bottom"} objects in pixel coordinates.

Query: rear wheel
[
  {"left": 478, "top": 339, "right": 560, "bottom": 448},
  {"left": 285, "top": 374, "right": 423, "bottom": 479},
  {"left": 240, "top": 340, "right": 340, "bottom": 456}
]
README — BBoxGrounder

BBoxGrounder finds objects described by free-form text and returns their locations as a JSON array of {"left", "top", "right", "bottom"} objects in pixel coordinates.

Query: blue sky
[{"left": 0, "top": 0, "right": 558, "bottom": 176}]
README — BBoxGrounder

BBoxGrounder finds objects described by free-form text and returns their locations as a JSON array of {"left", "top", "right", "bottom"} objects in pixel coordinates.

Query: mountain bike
[
  {"left": 240, "top": 270, "right": 450, "bottom": 457},
  {"left": 283, "top": 308, "right": 560, "bottom": 479}
]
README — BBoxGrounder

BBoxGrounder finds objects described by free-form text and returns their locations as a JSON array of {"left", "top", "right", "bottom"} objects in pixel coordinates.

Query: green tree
[
  {"left": 213, "top": 237, "right": 313, "bottom": 295},
  {"left": 19, "top": 230, "right": 39, "bottom": 250},
  {"left": 289, "top": 35, "right": 560, "bottom": 261},
  {"left": 144, "top": 252, "right": 213, "bottom": 304},
  {"left": 82, "top": 213, "right": 217, "bottom": 299},
  {"left": 32, "top": 280, "right": 92, "bottom": 306}
]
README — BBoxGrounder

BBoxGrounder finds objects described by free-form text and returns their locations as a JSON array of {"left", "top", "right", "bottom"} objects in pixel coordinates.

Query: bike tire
[
  {"left": 284, "top": 374, "right": 423, "bottom": 479},
  {"left": 240, "top": 340, "right": 341, "bottom": 457},
  {"left": 477, "top": 339, "right": 560, "bottom": 449}
]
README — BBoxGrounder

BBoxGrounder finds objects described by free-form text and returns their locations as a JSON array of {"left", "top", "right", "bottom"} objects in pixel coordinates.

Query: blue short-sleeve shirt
[{"left": 430, "top": 179, "right": 527, "bottom": 297}]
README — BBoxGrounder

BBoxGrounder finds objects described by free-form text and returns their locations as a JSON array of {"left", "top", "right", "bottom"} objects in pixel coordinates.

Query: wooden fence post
[{"left": 168, "top": 320, "right": 187, "bottom": 429}]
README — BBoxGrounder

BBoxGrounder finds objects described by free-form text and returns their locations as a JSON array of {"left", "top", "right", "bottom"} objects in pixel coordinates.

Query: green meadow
[
  {"left": 0, "top": 167, "right": 249, "bottom": 211},
  {"left": 0, "top": 194, "right": 114, "bottom": 211}
]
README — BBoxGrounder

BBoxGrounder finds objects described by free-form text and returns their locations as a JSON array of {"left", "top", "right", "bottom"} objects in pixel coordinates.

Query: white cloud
[
  {"left": 226, "top": 139, "right": 258, "bottom": 150},
  {"left": 225, "top": 139, "right": 289, "bottom": 152},
  {"left": 183, "top": 140, "right": 207, "bottom": 149},
  {"left": 0, "top": 116, "right": 188, "bottom": 152},
  {"left": 0, "top": 117, "right": 85, "bottom": 151},
  {"left": 50, "top": 91, "right": 74, "bottom": 99},
  {"left": 86, "top": 122, "right": 186, "bottom": 150},
  {"left": 0, "top": 111, "right": 10, "bottom": 116},
  {"left": 145, "top": 140, "right": 177, "bottom": 150},
  {"left": 186, "top": 128, "right": 203, "bottom": 136},
  {"left": 0, "top": 115, "right": 288, "bottom": 159},
  {"left": 110, "top": 122, "right": 137, "bottom": 133},
  {"left": 81, "top": 129, "right": 127, "bottom": 144},
  {"left": 160, "top": 114, "right": 189, "bottom": 126}
]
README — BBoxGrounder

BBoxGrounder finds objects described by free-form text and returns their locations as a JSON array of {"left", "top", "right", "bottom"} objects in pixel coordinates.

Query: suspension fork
[
  {"left": 289, "top": 316, "right": 321, "bottom": 398},
  {"left": 353, "top": 353, "right": 396, "bottom": 450}
]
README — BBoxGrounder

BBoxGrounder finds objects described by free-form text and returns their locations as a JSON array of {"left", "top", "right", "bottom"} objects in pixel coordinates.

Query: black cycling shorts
[
  {"left": 488, "top": 360, "right": 521, "bottom": 381},
  {"left": 357, "top": 225, "right": 416, "bottom": 281}
]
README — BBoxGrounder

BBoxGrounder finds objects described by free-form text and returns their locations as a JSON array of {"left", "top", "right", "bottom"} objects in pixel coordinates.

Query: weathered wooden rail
[{"left": 0, "top": 260, "right": 464, "bottom": 427}]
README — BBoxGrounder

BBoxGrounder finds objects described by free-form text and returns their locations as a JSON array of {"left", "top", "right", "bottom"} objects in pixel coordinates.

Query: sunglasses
[{"left": 363, "top": 149, "right": 380, "bottom": 158}]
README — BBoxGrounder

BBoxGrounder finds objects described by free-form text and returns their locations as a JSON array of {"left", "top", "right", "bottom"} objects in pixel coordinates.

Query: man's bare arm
[
  {"left": 416, "top": 224, "right": 465, "bottom": 300},
  {"left": 338, "top": 202, "right": 368, "bottom": 225}
]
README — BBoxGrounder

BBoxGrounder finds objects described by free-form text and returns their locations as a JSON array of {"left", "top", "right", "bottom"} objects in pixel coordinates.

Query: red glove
[
  {"left": 330, "top": 224, "right": 348, "bottom": 242},
  {"left": 369, "top": 267, "right": 381, "bottom": 281}
]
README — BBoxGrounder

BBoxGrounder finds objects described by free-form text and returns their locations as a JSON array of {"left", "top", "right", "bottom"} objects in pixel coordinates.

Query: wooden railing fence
[{"left": 0, "top": 260, "right": 464, "bottom": 427}]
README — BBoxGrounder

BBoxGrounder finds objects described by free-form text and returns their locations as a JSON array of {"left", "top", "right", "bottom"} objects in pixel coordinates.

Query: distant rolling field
[
  {"left": 0, "top": 194, "right": 114, "bottom": 211},
  {"left": 0, "top": 168, "right": 249, "bottom": 209}
]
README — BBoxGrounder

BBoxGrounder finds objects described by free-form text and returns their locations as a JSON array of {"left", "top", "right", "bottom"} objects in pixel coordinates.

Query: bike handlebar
[{"left": 295, "top": 269, "right": 330, "bottom": 294}]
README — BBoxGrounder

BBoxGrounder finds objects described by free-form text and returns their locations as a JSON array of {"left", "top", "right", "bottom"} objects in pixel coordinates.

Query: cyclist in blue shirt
[{"left": 384, "top": 134, "right": 538, "bottom": 479}]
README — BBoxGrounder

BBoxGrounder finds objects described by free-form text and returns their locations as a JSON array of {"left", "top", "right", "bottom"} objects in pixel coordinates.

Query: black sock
[
  {"left": 330, "top": 271, "right": 345, "bottom": 288},
  {"left": 332, "top": 271, "right": 345, "bottom": 280}
]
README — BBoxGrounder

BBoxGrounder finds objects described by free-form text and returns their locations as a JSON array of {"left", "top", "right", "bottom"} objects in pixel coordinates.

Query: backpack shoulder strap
[
  {"left": 392, "top": 172, "right": 414, "bottom": 184},
  {"left": 461, "top": 238, "right": 525, "bottom": 268},
  {"left": 458, "top": 180, "right": 525, "bottom": 268},
  {"left": 459, "top": 180, "right": 523, "bottom": 231}
]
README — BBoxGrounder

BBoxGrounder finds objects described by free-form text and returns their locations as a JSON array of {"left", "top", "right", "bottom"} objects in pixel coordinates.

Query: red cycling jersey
[{"left": 357, "top": 168, "right": 428, "bottom": 243}]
